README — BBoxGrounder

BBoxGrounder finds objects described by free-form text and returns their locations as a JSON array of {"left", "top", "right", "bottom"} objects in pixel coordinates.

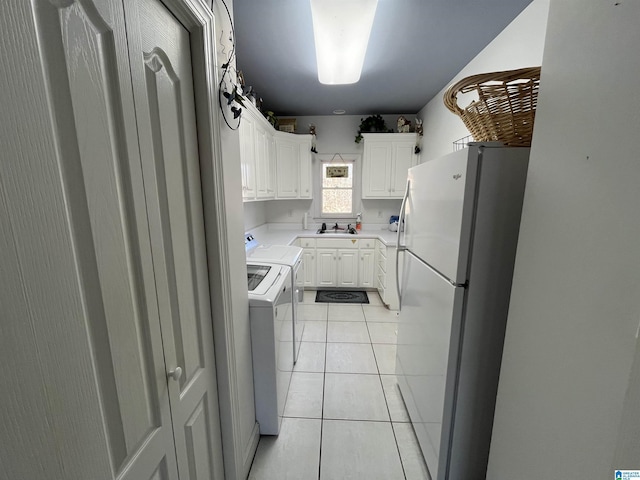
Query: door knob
[{"left": 168, "top": 366, "right": 183, "bottom": 381}]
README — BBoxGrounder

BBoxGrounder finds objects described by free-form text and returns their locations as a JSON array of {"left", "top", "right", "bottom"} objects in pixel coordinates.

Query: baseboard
[{"left": 241, "top": 422, "right": 261, "bottom": 479}]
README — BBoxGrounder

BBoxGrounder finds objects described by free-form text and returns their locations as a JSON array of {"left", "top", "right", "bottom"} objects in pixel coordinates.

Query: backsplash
[{"left": 257, "top": 198, "right": 402, "bottom": 229}]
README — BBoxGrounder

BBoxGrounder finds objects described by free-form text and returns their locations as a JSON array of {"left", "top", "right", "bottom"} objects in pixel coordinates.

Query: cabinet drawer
[
  {"left": 299, "top": 237, "right": 316, "bottom": 248},
  {"left": 359, "top": 238, "right": 375, "bottom": 249},
  {"left": 378, "top": 255, "right": 386, "bottom": 273},
  {"left": 377, "top": 241, "right": 386, "bottom": 257},
  {"left": 377, "top": 264, "right": 386, "bottom": 288},
  {"left": 316, "top": 238, "right": 359, "bottom": 249}
]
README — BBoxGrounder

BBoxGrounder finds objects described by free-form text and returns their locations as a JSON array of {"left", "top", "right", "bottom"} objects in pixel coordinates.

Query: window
[{"left": 321, "top": 161, "right": 353, "bottom": 217}]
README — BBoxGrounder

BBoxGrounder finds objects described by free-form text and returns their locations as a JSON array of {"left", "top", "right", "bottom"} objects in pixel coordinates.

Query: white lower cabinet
[
  {"left": 316, "top": 249, "right": 337, "bottom": 287},
  {"left": 294, "top": 238, "right": 390, "bottom": 295},
  {"left": 337, "top": 249, "right": 358, "bottom": 287},
  {"left": 302, "top": 248, "right": 316, "bottom": 287},
  {"left": 359, "top": 248, "right": 376, "bottom": 288},
  {"left": 309, "top": 238, "right": 378, "bottom": 289},
  {"left": 315, "top": 247, "right": 359, "bottom": 287},
  {"left": 376, "top": 240, "right": 399, "bottom": 310}
]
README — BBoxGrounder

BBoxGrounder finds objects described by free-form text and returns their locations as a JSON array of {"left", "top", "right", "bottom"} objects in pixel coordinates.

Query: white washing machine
[
  {"left": 245, "top": 233, "right": 305, "bottom": 363},
  {"left": 247, "top": 261, "right": 294, "bottom": 435}
]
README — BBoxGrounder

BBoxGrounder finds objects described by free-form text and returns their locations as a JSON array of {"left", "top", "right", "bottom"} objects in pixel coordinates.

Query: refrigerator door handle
[
  {"left": 395, "top": 179, "right": 410, "bottom": 309},
  {"left": 395, "top": 246, "right": 403, "bottom": 310},
  {"left": 397, "top": 178, "right": 410, "bottom": 251}
]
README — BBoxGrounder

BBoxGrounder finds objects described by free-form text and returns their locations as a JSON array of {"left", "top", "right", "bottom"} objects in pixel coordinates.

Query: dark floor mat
[{"left": 315, "top": 290, "right": 370, "bottom": 304}]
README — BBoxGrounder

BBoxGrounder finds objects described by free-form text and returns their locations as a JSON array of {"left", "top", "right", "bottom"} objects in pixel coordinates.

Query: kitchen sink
[{"left": 316, "top": 228, "right": 357, "bottom": 235}]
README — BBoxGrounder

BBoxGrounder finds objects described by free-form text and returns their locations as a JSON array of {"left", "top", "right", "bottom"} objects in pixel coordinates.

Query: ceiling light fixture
[
  {"left": 310, "top": 0, "right": 378, "bottom": 85},
  {"left": 332, "top": 109, "right": 346, "bottom": 115}
]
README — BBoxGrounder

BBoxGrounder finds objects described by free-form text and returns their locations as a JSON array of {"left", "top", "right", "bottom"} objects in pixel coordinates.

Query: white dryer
[
  {"left": 245, "top": 233, "right": 305, "bottom": 363},
  {"left": 247, "top": 261, "right": 293, "bottom": 435}
]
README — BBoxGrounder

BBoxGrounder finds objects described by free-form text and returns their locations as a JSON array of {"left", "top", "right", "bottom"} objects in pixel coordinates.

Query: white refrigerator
[{"left": 395, "top": 144, "right": 530, "bottom": 480}]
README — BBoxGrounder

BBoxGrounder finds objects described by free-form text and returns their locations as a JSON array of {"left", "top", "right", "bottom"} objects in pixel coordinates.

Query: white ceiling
[{"left": 233, "top": 0, "right": 533, "bottom": 116}]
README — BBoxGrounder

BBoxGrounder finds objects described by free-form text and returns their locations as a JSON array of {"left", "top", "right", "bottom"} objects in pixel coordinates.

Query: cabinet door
[
  {"left": 390, "top": 141, "right": 416, "bottom": 197},
  {"left": 276, "top": 138, "right": 299, "bottom": 198},
  {"left": 303, "top": 248, "right": 316, "bottom": 287},
  {"left": 337, "top": 249, "right": 359, "bottom": 287},
  {"left": 255, "top": 124, "right": 271, "bottom": 199},
  {"left": 363, "top": 141, "right": 392, "bottom": 198},
  {"left": 299, "top": 139, "right": 312, "bottom": 198},
  {"left": 316, "top": 249, "right": 337, "bottom": 287},
  {"left": 359, "top": 248, "right": 376, "bottom": 288},
  {"left": 239, "top": 113, "right": 256, "bottom": 200},
  {"left": 267, "top": 135, "right": 277, "bottom": 197}
]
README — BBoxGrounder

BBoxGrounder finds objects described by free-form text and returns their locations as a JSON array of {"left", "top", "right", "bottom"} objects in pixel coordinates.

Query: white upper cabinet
[
  {"left": 275, "top": 131, "right": 313, "bottom": 200},
  {"left": 254, "top": 122, "right": 273, "bottom": 199},
  {"left": 275, "top": 135, "right": 298, "bottom": 198},
  {"left": 239, "top": 104, "right": 311, "bottom": 202},
  {"left": 362, "top": 133, "right": 418, "bottom": 198},
  {"left": 298, "top": 139, "right": 313, "bottom": 198},
  {"left": 240, "top": 104, "right": 277, "bottom": 201},
  {"left": 239, "top": 112, "right": 257, "bottom": 200},
  {"left": 240, "top": 103, "right": 276, "bottom": 201}
]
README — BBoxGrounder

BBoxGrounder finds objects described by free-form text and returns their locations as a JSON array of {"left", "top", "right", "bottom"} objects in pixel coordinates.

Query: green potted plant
[
  {"left": 355, "top": 114, "right": 387, "bottom": 143},
  {"left": 265, "top": 111, "right": 278, "bottom": 129}
]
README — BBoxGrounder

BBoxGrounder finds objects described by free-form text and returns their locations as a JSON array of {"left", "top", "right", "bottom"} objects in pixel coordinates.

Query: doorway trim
[{"left": 158, "top": 1, "right": 244, "bottom": 479}]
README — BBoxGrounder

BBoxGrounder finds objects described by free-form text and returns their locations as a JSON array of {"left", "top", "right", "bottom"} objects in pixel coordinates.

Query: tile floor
[{"left": 248, "top": 291, "right": 431, "bottom": 480}]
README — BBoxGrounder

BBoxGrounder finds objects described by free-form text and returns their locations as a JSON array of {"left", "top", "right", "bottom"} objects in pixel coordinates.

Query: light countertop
[{"left": 248, "top": 223, "right": 400, "bottom": 247}]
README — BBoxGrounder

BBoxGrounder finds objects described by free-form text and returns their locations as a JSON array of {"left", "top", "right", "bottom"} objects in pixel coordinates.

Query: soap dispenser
[{"left": 356, "top": 212, "right": 362, "bottom": 231}]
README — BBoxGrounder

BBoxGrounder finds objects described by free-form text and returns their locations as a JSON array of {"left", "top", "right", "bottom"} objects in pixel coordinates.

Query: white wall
[
  {"left": 292, "top": 114, "right": 416, "bottom": 152},
  {"left": 243, "top": 201, "right": 267, "bottom": 230},
  {"left": 487, "top": 1, "right": 640, "bottom": 478},
  {"left": 417, "top": 0, "right": 550, "bottom": 162}
]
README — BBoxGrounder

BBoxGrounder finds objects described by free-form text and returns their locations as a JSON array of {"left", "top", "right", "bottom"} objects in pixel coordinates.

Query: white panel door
[
  {"left": 28, "top": 1, "right": 180, "bottom": 478},
  {"left": 337, "top": 249, "right": 358, "bottom": 287},
  {"left": 125, "top": 1, "right": 223, "bottom": 479},
  {"left": 316, "top": 249, "right": 337, "bottom": 287}
]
